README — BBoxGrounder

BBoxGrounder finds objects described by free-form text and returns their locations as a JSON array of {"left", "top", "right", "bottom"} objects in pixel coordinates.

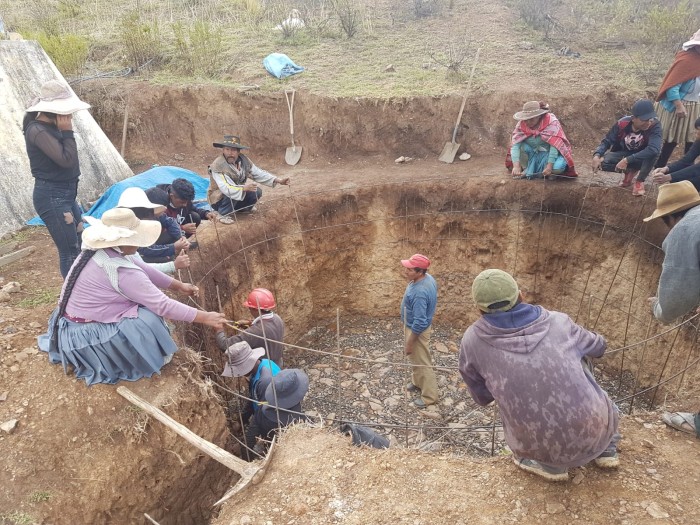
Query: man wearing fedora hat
[
  {"left": 592, "top": 99, "right": 662, "bottom": 196},
  {"left": 459, "top": 269, "right": 619, "bottom": 481},
  {"left": 243, "top": 368, "right": 310, "bottom": 460},
  {"left": 207, "top": 135, "right": 290, "bottom": 219},
  {"left": 400, "top": 253, "right": 439, "bottom": 409},
  {"left": 644, "top": 180, "right": 700, "bottom": 323}
]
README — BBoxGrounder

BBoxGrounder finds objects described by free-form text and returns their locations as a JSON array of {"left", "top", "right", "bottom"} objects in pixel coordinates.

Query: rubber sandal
[{"left": 661, "top": 412, "right": 697, "bottom": 435}]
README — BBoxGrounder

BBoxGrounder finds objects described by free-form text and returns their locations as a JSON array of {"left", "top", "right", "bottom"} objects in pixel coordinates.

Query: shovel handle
[
  {"left": 285, "top": 89, "right": 296, "bottom": 145},
  {"left": 451, "top": 47, "right": 481, "bottom": 144}
]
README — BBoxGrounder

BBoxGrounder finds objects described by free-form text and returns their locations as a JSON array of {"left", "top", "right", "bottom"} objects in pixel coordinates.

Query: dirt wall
[
  {"left": 79, "top": 81, "right": 636, "bottom": 167},
  {"left": 191, "top": 177, "right": 697, "bottom": 403}
]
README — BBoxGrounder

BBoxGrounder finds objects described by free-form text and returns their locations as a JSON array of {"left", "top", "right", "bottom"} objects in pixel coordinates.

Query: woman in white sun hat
[
  {"left": 38, "top": 207, "right": 226, "bottom": 386},
  {"left": 23, "top": 80, "right": 91, "bottom": 278}
]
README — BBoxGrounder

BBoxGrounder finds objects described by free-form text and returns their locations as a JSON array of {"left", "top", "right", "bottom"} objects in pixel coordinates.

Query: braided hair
[{"left": 49, "top": 249, "right": 97, "bottom": 353}]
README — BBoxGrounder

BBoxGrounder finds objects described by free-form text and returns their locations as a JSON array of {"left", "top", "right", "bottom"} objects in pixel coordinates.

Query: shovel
[
  {"left": 438, "top": 48, "right": 481, "bottom": 163},
  {"left": 284, "top": 89, "right": 302, "bottom": 165}
]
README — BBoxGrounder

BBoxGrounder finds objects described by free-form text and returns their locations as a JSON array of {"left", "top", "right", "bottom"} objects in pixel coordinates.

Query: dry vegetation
[{"left": 0, "top": 0, "right": 697, "bottom": 96}]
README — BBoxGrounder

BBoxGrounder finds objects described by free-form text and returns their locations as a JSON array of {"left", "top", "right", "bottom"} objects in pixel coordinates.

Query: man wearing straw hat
[
  {"left": 459, "top": 269, "right": 619, "bottom": 481},
  {"left": 207, "top": 135, "right": 290, "bottom": 222},
  {"left": 645, "top": 181, "right": 700, "bottom": 323},
  {"left": 644, "top": 181, "right": 700, "bottom": 439}
]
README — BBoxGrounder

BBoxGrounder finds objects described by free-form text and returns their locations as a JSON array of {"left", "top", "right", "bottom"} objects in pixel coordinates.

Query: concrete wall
[{"left": 0, "top": 41, "right": 132, "bottom": 235}]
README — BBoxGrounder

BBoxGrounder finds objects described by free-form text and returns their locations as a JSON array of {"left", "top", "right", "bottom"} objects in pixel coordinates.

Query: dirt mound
[{"left": 213, "top": 421, "right": 699, "bottom": 525}]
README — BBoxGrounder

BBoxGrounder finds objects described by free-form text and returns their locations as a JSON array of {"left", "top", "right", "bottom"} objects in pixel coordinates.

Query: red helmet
[{"left": 243, "top": 288, "right": 276, "bottom": 310}]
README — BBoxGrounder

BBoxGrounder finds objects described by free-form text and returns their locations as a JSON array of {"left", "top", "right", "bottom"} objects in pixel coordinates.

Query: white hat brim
[
  {"left": 26, "top": 97, "right": 91, "bottom": 115},
  {"left": 81, "top": 218, "right": 162, "bottom": 250},
  {"left": 117, "top": 188, "right": 167, "bottom": 213},
  {"left": 682, "top": 39, "right": 700, "bottom": 51}
]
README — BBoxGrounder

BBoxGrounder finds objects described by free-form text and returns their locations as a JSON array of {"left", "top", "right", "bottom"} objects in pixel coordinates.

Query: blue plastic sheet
[
  {"left": 263, "top": 53, "right": 304, "bottom": 79},
  {"left": 26, "top": 166, "right": 210, "bottom": 226}
]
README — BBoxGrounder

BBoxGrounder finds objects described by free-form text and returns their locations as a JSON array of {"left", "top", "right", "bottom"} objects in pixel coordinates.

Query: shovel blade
[
  {"left": 285, "top": 145, "right": 302, "bottom": 165},
  {"left": 438, "top": 142, "right": 460, "bottom": 163}
]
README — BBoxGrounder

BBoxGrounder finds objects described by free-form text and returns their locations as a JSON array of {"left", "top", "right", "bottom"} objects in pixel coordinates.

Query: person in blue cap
[{"left": 592, "top": 99, "right": 662, "bottom": 196}]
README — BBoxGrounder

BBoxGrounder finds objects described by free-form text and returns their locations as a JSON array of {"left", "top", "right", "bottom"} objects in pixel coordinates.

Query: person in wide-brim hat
[
  {"left": 82, "top": 207, "right": 162, "bottom": 250},
  {"left": 509, "top": 101, "right": 576, "bottom": 180},
  {"left": 38, "top": 206, "right": 226, "bottom": 387},
  {"left": 647, "top": 181, "right": 700, "bottom": 324},
  {"left": 643, "top": 180, "right": 700, "bottom": 222},
  {"left": 25, "top": 80, "right": 91, "bottom": 115},
  {"left": 213, "top": 135, "right": 249, "bottom": 150},
  {"left": 23, "top": 80, "right": 91, "bottom": 278},
  {"left": 264, "top": 368, "right": 309, "bottom": 409},
  {"left": 207, "top": 134, "right": 290, "bottom": 219},
  {"left": 222, "top": 340, "right": 266, "bottom": 378}
]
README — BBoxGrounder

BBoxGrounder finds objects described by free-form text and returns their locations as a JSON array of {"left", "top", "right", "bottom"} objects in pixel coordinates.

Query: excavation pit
[{"left": 189, "top": 175, "right": 699, "bottom": 455}]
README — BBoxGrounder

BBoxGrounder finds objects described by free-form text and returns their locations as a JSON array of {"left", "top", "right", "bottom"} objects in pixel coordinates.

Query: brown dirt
[
  {"left": 3, "top": 18, "right": 700, "bottom": 522},
  {"left": 213, "top": 421, "right": 700, "bottom": 525},
  {"left": 2, "top": 156, "right": 699, "bottom": 525}
]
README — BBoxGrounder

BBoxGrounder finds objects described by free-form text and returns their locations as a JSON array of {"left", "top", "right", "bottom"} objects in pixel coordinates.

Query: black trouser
[
  {"left": 601, "top": 150, "right": 659, "bottom": 182},
  {"left": 656, "top": 141, "right": 694, "bottom": 168}
]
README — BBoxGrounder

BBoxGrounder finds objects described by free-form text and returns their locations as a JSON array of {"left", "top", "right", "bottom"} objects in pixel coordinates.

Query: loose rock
[
  {"left": 1, "top": 418, "right": 18, "bottom": 434},
  {"left": 645, "top": 502, "right": 669, "bottom": 519}
]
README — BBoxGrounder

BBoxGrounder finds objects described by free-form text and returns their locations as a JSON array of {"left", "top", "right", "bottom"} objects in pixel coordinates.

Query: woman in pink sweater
[{"left": 39, "top": 208, "right": 225, "bottom": 385}]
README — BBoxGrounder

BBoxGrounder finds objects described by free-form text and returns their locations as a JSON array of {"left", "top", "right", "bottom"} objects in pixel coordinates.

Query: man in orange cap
[
  {"left": 216, "top": 287, "right": 286, "bottom": 366},
  {"left": 400, "top": 253, "right": 439, "bottom": 408}
]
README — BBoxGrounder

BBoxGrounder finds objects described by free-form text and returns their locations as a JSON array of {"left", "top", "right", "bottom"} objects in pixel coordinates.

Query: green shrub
[
  {"left": 639, "top": 0, "right": 697, "bottom": 50},
  {"left": 118, "top": 12, "right": 162, "bottom": 70},
  {"left": 25, "top": 31, "right": 89, "bottom": 77},
  {"left": 171, "top": 21, "right": 226, "bottom": 77}
]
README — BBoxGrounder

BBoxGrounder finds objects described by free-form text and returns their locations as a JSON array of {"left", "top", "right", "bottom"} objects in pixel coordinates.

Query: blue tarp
[
  {"left": 26, "top": 166, "right": 210, "bottom": 226},
  {"left": 263, "top": 53, "right": 304, "bottom": 79}
]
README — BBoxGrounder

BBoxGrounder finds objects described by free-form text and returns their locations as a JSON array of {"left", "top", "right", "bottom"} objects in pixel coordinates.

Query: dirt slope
[{"left": 214, "top": 421, "right": 699, "bottom": 525}]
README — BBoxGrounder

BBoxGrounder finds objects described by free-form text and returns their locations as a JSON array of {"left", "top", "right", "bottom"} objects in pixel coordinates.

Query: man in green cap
[
  {"left": 207, "top": 135, "right": 290, "bottom": 219},
  {"left": 459, "top": 269, "right": 619, "bottom": 481}
]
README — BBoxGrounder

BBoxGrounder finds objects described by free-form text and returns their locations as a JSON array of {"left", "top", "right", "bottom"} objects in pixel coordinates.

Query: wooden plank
[
  {"left": 0, "top": 246, "right": 35, "bottom": 268},
  {"left": 0, "top": 242, "right": 19, "bottom": 256}
]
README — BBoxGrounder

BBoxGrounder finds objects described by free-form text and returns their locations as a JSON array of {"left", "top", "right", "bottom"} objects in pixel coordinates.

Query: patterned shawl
[{"left": 511, "top": 113, "right": 575, "bottom": 167}]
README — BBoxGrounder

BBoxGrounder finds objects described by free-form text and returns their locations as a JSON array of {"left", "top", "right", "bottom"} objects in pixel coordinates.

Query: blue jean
[
  {"left": 214, "top": 187, "right": 263, "bottom": 215},
  {"left": 33, "top": 178, "right": 83, "bottom": 278}
]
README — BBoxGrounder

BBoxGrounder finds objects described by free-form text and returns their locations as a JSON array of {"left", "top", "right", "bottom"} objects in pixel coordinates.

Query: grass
[
  {"left": 17, "top": 288, "right": 61, "bottom": 308},
  {"left": 0, "top": 511, "right": 35, "bottom": 525},
  {"left": 0, "top": 0, "right": 694, "bottom": 97},
  {"left": 28, "top": 491, "right": 52, "bottom": 503},
  {"left": 0, "top": 230, "right": 32, "bottom": 246}
]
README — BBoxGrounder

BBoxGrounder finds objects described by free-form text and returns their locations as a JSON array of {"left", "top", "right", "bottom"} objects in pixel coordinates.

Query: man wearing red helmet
[
  {"left": 216, "top": 287, "right": 286, "bottom": 366},
  {"left": 400, "top": 253, "right": 439, "bottom": 408}
]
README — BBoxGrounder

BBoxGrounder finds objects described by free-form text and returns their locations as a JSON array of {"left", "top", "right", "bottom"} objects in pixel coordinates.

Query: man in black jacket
[{"left": 592, "top": 99, "right": 662, "bottom": 196}]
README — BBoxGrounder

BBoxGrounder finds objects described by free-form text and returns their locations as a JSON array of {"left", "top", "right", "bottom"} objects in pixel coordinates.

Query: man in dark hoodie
[{"left": 458, "top": 269, "right": 619, "bottom": 481}]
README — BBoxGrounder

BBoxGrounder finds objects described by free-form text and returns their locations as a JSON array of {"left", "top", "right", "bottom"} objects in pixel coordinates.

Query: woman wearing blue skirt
[{"left": 39, "top": 208, "right": 225, "bottom": 386}]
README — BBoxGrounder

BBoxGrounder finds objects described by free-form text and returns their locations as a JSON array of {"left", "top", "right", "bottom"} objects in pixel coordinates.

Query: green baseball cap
[{"left": 472, "top": 269, "right": 520, "bottom": 313}]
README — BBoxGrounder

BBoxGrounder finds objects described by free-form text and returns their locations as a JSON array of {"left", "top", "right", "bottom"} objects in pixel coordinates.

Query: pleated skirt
[
  {"left": 655, "top": 100, "right": 700, "bottom": 144},
  {"left": 38, "top": 307, "right": 178, "bottom": 386}
]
